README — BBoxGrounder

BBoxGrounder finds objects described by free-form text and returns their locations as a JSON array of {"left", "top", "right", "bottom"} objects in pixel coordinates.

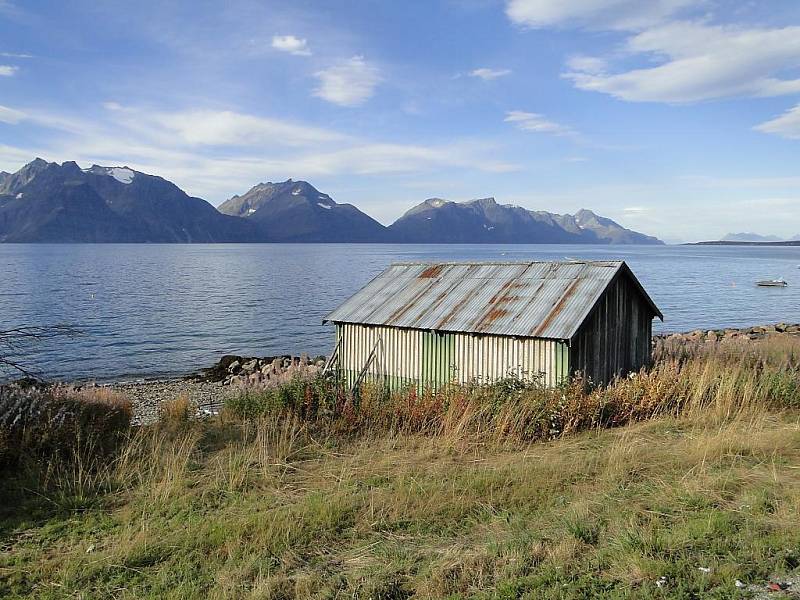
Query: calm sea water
[{"left": 1, "top": 243, "right": 799, "bottom": 381}]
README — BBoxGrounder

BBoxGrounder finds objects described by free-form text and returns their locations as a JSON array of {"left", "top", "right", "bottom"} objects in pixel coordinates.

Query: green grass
[
  {"left": 2, "top": 414, "right": 800, "bottom": 598},
  {"left": 1, "top": 335, "right": 800, "bottom": 598}
]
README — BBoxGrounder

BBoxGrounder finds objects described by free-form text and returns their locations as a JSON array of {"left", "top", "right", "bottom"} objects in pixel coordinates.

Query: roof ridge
[{"left": 390, "top": 260, "right": 623, "bottom": 266}]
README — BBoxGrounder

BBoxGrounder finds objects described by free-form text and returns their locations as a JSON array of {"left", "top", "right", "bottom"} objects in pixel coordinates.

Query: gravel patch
[{"left": 109, "top": 379, "right": 232, "bottom": 425}]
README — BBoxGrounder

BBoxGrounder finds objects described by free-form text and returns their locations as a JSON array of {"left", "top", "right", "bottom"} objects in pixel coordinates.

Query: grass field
[{"left": 1, "top": 336, "right": 800, "bottom": 599}]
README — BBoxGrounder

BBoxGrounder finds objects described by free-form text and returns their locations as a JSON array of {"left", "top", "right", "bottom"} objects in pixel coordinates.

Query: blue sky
[{"left": 1, "top": 0, "right": 800, "bottom": 242}]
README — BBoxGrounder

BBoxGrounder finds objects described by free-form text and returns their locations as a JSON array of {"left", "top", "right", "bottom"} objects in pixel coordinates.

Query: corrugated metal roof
[{"left": 324, "top": 260, "right": 662, "bottom": 340}]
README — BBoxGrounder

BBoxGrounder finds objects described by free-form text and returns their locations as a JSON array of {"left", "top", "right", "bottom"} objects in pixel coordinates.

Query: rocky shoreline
[
  {"left": 655, "top": 322, "right": 800, "bottom": 343},
  {"left": 112, "top": 354, "right": 328, "bottom": 424}
]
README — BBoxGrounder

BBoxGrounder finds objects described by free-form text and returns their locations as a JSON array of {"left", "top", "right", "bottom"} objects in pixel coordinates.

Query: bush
[
  {"left": 224, "top": 374, "right": 344, "bottom": 421},
  {"left": 0, "top": 384, "right": 132, "bottom": 470}
]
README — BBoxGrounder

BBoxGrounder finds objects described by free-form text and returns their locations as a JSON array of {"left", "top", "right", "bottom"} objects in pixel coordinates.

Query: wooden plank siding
[{"left": 568, "top": 271, "right": 654, "bottom": 386}]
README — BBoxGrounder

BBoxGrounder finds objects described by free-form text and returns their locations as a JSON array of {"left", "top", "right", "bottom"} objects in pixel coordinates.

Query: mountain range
[
  {"left": 0, "top": 159, "right": 663, "bottom": 244},
  {"left": 0, "top": 159, "right": 256, "bottom": 242}
]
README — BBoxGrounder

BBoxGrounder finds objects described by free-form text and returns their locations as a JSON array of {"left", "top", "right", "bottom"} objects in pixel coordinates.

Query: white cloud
[
  {"left": 143, "top": 109, "right": 348, "bottom": 147},
  {"left": 271, "top": 35, "right": 311, "bottom": 56},
  {"left": 564, "top": 22, "right": 800, "bottom": 103},
  {"left": 0, "top": 104, "right": 25, "bottom": 123},
  {"left": 313, "top": 56, "right": 381, "bottom": 107},
  {"left": 623, "top": 206, "right": 648, "bottom": 213},
  {"left": 0, "top": 143, "right": 38, "bottom": 171},
  {"left": 755, "top": 104, "right": 800, "bottom": 139},
  {"left": 565, "top": 55, "right": 607, "bottom": 74},
  {"left": 504, "top": 110, "right": 575, "bottom": 136},
  {"left": 0, "top": 52, "right": 32, "bottom": 58},
  {"left": 505, "top": 0, "right": 693, "bottom": 30},
  {"left": 470, "top": 67, "right": 512, "bottom": 80},
  {"left": 0, "top": 65, "right": 18, "bottom": 76}
]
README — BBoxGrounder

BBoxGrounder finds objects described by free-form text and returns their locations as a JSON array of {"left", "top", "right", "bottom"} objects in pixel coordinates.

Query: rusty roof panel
[{"left": 323, "top": 260, "right": 662, "bottom": 340}]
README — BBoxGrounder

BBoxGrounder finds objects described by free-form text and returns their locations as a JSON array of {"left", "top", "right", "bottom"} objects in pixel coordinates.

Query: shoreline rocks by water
[
  {"left": 118, "top": 354, "right": 328, "bottom": 423},
  {"left": 655, "top": 322, "right": 800, "bottom": 344}
]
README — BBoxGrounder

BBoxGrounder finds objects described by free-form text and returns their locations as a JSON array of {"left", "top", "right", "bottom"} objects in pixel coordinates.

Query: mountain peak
[
  {"left": 83, "top": 165, "right": 138, "bottom": 184},
  {"left": 217, "top": 178, "right": 384, "bottom": 242},
  {"left": 0, "top": 157, "right": 57, "bottom": 194},
  {"left": 467, "top": 197, "right": 497, "bottom": 208}
]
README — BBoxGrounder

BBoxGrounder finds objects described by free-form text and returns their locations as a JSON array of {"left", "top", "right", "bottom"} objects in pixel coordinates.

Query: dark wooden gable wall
[{"left": 568, "top": 271, "right": 655, "bottom": 386}]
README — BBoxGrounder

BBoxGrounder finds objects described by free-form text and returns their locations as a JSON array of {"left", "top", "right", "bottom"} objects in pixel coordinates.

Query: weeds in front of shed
[{"left": 218, "top": 334, "right": 800, "bottom": 445}]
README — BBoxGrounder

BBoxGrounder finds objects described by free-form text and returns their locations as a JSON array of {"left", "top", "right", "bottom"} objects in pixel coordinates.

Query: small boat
[{"left": 756, "top": 279, "right": 788, "bottom": 287}]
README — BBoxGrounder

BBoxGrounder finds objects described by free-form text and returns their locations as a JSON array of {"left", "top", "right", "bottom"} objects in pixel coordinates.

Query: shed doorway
[{"left": 421, "top": 331, "right": 455, "bottom": 389}]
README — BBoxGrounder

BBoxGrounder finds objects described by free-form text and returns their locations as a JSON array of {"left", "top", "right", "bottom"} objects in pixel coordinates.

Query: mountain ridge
[
  {"left": 0, "top": 159, "right": 664, "bottom": 244},
  {"left": 0, "top": 159, "right": 258, "bottom": 242},
  {"left": 387, "top": 196, "right": 662, "bottom": 244}
]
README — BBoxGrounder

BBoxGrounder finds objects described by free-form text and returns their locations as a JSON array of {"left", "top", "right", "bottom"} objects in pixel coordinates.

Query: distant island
[
  {"left": 689, "top": 240, "right": 800, "bottom": 246},
  {"left": 0, "top": 158, "right": 663, "bottom": 244}
]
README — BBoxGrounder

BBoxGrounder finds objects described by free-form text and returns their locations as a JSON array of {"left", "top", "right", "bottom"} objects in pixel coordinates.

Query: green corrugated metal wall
[{"left": 335, "top": 323, "right": 569, "bottom": 392}]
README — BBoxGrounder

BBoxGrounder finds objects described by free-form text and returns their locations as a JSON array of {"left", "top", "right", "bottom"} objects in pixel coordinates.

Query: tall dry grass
[{"left": 224, "top": 335, "right": 800, "bottom": 445}]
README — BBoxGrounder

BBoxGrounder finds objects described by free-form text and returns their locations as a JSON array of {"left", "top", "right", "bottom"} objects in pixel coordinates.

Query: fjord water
[{"left": 1, "top": 243, "right": 798, "bottom": 381}]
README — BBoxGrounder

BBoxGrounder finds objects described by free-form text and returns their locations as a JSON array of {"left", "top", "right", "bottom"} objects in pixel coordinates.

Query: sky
[{"left": 1, "top": 0, "right": 800, "bottom": 242}]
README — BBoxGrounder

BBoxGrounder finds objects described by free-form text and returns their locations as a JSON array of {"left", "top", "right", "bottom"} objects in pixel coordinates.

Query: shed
[{"left": 323, "top": 260, "right": 663, "bottom": 390}]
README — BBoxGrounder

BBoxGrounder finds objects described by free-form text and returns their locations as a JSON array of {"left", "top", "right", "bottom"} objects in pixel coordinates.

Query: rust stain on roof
[
  {"left": 434, "top": 277, "right": 485, "bottom": 330},
  {"left": 419, "top": 265, "right": 444, "bottom": 278},
  {"left": 474, "top": 307, "right": 510, "bottom": 331},
  {"left": 473, "top": 279, "right": 527, "bottom": 331},
  {"left": 531, "top": 276, "right": 582, "bottom": 337}
]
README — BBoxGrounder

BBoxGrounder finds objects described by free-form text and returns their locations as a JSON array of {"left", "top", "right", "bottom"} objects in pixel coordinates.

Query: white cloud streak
[
  {"left": 270, "top": 35, "right": 311, "bottom": 56},
  {"left": 505, "top": 0, "right": 693, "bottom": 30},
  {"left": 563, "top": 21, "right": 800, "bottom": 103},
  {"left": 0, "top": 104, "right": 25, "bottom": 123},
  {"left": 147, "top": 109, "right": 348, "bottom": 147},
  {"left": 470, "top": 67, "right": 512, "bottom": 80},
  {"left": 504, "top": 110, "right": 575, "bottom": 136},
  {"left": 313, "top": 55, "right": 380, "bottom": 107},
  {"left": 0, "top": 65, "right": 18, "bottom": 76},
  {"left": 755, "top": 104, "right": 800, "bottom": 140}
]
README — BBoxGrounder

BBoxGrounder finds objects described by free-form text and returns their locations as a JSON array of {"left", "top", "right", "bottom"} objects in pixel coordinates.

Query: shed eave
[{"left": 326, "top": 319, "right": 570, "bottom": 342}]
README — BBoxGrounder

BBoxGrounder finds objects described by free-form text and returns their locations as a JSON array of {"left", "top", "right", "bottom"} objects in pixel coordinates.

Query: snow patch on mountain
[{"left": 107, "top": 167, "right": 135, "bottom": 184}]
